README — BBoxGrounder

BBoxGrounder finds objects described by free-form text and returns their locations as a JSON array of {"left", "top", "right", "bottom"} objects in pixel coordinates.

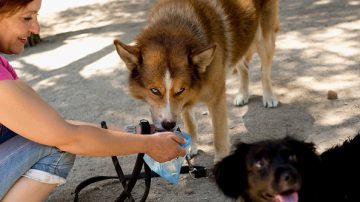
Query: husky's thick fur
[{"left": 114, "top": 0, "right": 279, "bottom": 161}]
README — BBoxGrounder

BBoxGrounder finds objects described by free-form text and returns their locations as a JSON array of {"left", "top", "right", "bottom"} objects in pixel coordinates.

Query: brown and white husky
[{"left": 114, "top": 0, "right": 279, "bottom": 162}]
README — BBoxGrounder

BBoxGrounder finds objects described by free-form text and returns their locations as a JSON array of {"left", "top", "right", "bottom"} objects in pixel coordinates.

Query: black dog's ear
[
  {"left": 213, "top": 142, "right": 250, "bottom": 199},
  {"left": 283, "top": 137, "right": 320, "bottom": 166},
  {"left": 285, "top": 138, "right": 321, "bottom": 179}
]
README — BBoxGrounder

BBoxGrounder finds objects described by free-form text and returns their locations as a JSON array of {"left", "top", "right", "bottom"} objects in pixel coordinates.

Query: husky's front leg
[
  {"left": 234, "top": 45, "right": 255, "bottom": 106},
  {"left": 182, "top": 108, "right": 198, "bottom": 157},
  {"left": 207, "top": 93, "right": 230, "bottom": 162}
]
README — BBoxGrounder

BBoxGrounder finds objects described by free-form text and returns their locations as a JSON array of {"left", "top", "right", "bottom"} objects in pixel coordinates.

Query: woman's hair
[{"left": 0, "top": 0, "right": 34, "bottom": 17}]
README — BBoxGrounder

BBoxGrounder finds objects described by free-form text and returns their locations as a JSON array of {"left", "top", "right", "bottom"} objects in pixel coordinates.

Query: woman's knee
[
  {"left": 1, "top": 136, "right": 76, "bottom": 198},
  {"left": 24, "top": 149, "right": 75, "bottom": 185}
]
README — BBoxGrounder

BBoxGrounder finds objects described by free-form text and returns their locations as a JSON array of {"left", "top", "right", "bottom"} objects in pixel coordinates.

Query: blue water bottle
[{"left": 143, "top": 131, "right": 191, "bottom": 184}]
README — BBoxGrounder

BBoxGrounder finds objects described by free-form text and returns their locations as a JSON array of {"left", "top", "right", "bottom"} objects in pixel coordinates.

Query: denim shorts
[{"left": 0, "top": 126, "right": 76, "bottom": 199}]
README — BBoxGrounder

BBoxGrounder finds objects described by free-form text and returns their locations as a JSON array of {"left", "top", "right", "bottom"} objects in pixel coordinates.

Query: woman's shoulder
[{"left": 0, "top": 55, "right": 18, "bottom": 80}]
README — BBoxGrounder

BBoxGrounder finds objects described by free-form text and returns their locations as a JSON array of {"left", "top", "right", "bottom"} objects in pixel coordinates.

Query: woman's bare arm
[{"left": 0, "top": 80, "right": 185, "bottom": 162}]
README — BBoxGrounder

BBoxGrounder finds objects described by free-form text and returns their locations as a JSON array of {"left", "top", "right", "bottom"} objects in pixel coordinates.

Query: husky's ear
[
  {"left": 190, "top": 44, "right": 216, "bottom": 73},
  {"left": 114, "top": 39, "right": 140, "bottom": 71}
]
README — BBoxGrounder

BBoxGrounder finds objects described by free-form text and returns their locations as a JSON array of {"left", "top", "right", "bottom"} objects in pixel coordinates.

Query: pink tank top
[{"left": 0, "top": 55, "right": 18, "bottom": 80}]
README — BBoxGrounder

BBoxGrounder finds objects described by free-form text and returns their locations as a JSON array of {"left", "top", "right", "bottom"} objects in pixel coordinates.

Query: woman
[{"left": 0, "top": 0, "right": 186, "bottom": 201}]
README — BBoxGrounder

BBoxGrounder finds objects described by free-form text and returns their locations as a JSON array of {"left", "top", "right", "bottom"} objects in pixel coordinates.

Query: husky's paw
[
  {"left": 233, "top": 93, "right": 249, "bottom": 106},
  {"left": 214, "top": 152, "right": 228, "bottom": 164},
  {"left": 190, "top": 142, "right": 198, "bottom": 157},
  {"left": 214, "top": 146, "right": 230, "bottom": 163},
  {"left": 263, "top": 95, "right": 278, "bottom": 108}
]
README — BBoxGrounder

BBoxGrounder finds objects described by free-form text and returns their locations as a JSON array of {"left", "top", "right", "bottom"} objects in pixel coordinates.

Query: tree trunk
[{"left": 26, "top": 33, "right": 41, "bottom": 47}]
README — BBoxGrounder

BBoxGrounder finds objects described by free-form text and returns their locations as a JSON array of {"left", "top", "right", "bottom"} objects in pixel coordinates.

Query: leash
[{"left": 73, "top": 119, "right": 207, "bottom": 202}]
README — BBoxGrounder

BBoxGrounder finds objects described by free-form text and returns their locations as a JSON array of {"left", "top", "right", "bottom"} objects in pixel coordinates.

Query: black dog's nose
[
  {"left": 161, "top": 121, "right": 176, "bottom": 131},
  {"left": 277, "top": 167, "right": 299, "bottom": 183},
  {"left": 276, "top": 167, "right": 301, "bottom": 191},
  {"left": 280, "top": 171, "right": 293, "bottom": 182}
]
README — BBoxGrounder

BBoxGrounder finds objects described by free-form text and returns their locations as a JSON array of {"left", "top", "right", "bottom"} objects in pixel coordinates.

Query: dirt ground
[{"left": 6, "top": 0, "right": 360, "bottom": 201}]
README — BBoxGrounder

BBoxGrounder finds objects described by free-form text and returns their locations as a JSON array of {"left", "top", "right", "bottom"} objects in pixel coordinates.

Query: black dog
[{"left": 213, "top": 133, "right": 360, "bottom": 202}]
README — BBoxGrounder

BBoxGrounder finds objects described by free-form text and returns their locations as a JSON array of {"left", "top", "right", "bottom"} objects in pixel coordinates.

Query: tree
[{"left": 26, "top": 33, "right": 41, "bottom": 47}]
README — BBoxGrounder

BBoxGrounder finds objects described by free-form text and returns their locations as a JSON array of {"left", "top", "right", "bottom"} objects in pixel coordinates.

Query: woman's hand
[{"left": 145, "top": 132, "right": 186, "bottom": 163}]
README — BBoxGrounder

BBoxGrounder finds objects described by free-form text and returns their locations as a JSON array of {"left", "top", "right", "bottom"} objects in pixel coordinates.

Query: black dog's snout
[
  {"left": 161, "top": 121, "right": 176, "bottom": 131},
  {"left": 276, "top": 166, "right": 301, "bottom": 191},
  {"left": 278, "top": 167, "right": 298, "bottom": 183},
  {"left": 280, "top": 171, "right": 293, "bottom": 182}
]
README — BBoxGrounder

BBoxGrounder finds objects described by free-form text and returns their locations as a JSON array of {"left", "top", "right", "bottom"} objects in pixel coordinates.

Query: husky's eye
[
  {"left": 150, "top": 88, "right": 161, "bottom": 96},
  {"left": 174, "top": 88, "right": 185, "bottom": 96},
  {"left": 23, "top": 17, "right": 32, "bottom": 21}
]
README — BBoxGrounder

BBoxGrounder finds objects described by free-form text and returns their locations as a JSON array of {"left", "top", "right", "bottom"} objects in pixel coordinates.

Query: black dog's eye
[
  {"left": 288, "top": 154, "right": 297, "bottom": 162},
  {"left": 255, "top": 157, "right": 269, "bottom": 169},
  {"left": 150, "top": 88, "right": 161, "bottom": 96},
  {"left": 174, "top": 87, "right": 185, "bottom": 96},
  {"left": 281, "top": 150, "right": 297, "bottom": 163}
]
